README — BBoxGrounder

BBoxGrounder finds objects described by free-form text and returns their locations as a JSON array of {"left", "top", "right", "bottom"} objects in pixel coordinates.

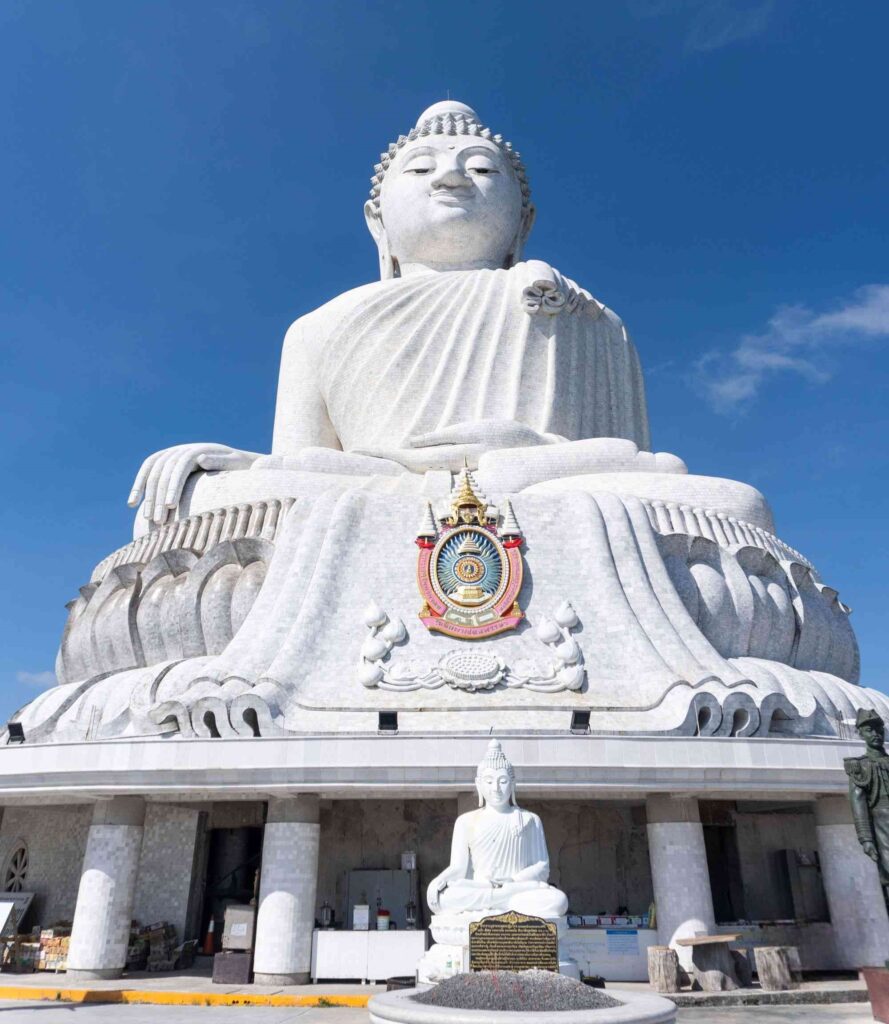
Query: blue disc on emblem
[{"left": 434, "top": 527, "right": 505, "bottom": 609}]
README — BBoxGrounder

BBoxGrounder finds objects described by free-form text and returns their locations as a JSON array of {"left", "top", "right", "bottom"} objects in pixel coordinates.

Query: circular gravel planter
[{"left": 369, "top": 985, "right": 677, "bottom": 1024}]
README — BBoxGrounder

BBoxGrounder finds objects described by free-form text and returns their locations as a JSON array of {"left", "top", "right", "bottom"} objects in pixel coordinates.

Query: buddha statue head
[
  {"left": 365, "top": 101, "right": 535, "bottom": 279},
  {"left": 475, "top": 738, "right": 519, "bottom": 809}
]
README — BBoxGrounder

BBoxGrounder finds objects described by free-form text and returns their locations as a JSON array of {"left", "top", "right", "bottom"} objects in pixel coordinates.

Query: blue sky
[{"left": 1, "top": 1, "right": 888, "bottom": 716}]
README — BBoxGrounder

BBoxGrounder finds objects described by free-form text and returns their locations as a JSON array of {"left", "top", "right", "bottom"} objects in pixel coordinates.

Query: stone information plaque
[{"left": 469, "top": 911, "right": 558, "bottom": 972}]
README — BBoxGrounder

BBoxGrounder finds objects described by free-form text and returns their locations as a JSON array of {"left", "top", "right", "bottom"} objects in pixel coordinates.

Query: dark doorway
[
  {"left": 703, "top": 823, "right": 746, "bottom": 924},
  {"left": 198, "top": 826, "right": 263, "bottom": 950}
]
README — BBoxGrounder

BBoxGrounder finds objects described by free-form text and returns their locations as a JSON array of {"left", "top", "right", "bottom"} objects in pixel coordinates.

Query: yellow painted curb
[{"left": 0, "top": 984, "right": 371, "bottom": 1007}]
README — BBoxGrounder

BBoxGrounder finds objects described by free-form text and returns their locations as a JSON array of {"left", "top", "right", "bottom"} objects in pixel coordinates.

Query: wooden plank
[{"left": 675, "top": 933, "right": 740, "bottom": 947}]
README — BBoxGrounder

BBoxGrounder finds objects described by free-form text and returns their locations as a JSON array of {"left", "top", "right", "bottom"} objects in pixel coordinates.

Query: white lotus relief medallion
[{"left": 358, "top": 600, "right": 585, "bottom": 693}]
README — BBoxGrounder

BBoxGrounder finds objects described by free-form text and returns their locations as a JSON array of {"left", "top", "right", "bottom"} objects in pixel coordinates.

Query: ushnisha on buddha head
[
  {"left": 475, "top": 739, "right": 519, "bottom": 810},
  {"left": 364, "top": 101, "right": 536, "bottom": 279}
]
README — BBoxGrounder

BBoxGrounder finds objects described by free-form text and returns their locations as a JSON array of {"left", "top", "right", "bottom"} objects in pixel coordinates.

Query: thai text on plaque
[{"left": 468, "top": 911, "right": 558, "bottom": 973}]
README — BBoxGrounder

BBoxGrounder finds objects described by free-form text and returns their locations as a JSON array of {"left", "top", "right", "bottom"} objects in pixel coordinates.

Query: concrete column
[
  {"left": 815, "top": 796, "right": 889, "bottom": 968},
  {"left": 646, "top": 795, "right": 716, "bottom": 969},
  {"left": 67, "top": 797, "right": 146, "bottom": 980},
  {"left": 132, "top": 803, "right": 207, "bottom": 943},
  {"left": 253, "top": 795, "right": 320, "bottom": 985}
]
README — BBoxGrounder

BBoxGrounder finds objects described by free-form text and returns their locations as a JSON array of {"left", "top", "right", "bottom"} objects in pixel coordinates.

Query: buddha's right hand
[{"left": 128, "top": 443, "right": 262, "bottom": 525}]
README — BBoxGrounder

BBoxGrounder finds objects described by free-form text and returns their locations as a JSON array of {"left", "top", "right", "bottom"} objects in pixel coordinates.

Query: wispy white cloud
[
  {"left": 16, "top": 670, "right": 56, "bottom": 688},
  {"left": 684, "top": 0, "right": 774, "bottom": 53},
  {"left": 628, "top": 0, "right": 774, "bottom": 53},
  {"left": 695, "top": 284, "right": 889, "bottom": 410}
]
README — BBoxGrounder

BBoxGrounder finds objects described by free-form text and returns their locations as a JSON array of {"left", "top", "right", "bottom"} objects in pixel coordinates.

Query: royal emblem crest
[{"left": 415, "top": 468, "right": 524, "bottom": 639}]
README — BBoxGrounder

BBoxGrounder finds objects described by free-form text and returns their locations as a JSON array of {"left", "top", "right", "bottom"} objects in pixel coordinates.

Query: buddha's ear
[
  {"left": 364, "top": 200, "right": 398, "bottom": 280},
  {"left": 364, "top": 200, "right": 384, "bottom": 243},
  {"left": 476, "top": 780, "right": 484, "bottom": 808}
]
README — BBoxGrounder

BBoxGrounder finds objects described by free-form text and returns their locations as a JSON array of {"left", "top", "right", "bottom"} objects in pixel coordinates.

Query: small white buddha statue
[{"left": 427, "top": 739, "right": 569, "bottom": 919}]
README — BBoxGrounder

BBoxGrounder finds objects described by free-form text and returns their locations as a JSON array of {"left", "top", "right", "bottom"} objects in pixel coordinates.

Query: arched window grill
[{"left": 3, "top": 842, "right": 28, "bottom": 892}]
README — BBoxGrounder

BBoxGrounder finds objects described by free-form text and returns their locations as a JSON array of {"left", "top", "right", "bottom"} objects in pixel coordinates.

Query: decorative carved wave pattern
[
  {"left": 90, "top": 498, "right": 294, "bottom": 583},
  {"left": 640, "top": 498, "right": 813, "bottom": 570},
  {"left": 658, "top": 533, "right": 858, "bottom": 684},
  {"left": 38, "top": 488, "right": 863, "bottom": 743},
  {"left": 91, "top": 493, "right": 812, "bottom": 587},
  {"left": 138, "top": 680, "right": 286, "bottom": 740},
  {"left": 66, "top": 494, "right": 829, "bottom": 695},
  {"left": 57, "top": 537, "right": 273, "bottom": 686},
  {"left": 642, "top": 497, "right": 857, "bottom": 685}
]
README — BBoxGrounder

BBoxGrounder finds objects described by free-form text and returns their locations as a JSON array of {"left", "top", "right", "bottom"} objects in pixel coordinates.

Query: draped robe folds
[
  {"left": 318, "top": 264, "right": 651, "bottom": 461},
  {"left": 467, "top": 807, "right": 548, "bottom": 881},
  {"left": 438, "top": 808, "right": 568, "bottom": 915}
]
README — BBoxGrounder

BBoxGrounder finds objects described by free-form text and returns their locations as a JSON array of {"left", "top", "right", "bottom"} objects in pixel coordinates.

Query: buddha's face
[
  {"left": 477, "top": 768, "right": 513, "bottom": 810},
  {"left": 369, "top": 134, "right": 529, "bottom": 272},
  {"left": 860, "top": 721, "right": 886, "bottom": 752}
]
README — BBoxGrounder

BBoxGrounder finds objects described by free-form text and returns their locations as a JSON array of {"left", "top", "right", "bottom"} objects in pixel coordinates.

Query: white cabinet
[
  {"left": 366, "top": 931, "right": 427, "bottom": 983},
  {"left": 311, "top": 929, "right": 428, "bottom": 983}
]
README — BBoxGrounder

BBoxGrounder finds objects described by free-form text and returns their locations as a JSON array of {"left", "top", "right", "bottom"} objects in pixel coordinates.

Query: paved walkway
[
  {"left": 0, "top": 966, "right": 384, "bottom": 1007},
  {"left": 0, "top": 966, "right": 871, "bottom": 1018},
  {"left": 0, "top": 999, "right": 876, "bottom": 1021}
]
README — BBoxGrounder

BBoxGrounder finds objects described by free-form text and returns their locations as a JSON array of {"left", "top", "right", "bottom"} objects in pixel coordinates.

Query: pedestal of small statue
[
  {"left": 418, "top": 910, "right": 578, "bottom": 983},
  {"left": 675, "top": 935, "right": 741, "bottom": 992},
  {"left": 469, "top": 911, "right": 558, "bottom": 972}
]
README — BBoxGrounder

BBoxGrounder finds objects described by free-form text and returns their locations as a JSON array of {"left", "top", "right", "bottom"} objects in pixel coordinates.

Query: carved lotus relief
[{"left": 358, "top": 600, "right": 585, "bottom": 693}]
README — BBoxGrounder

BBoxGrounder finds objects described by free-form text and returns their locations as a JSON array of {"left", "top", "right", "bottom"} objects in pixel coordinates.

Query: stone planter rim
[{"left": 368, "top": 986, "right": 677, "bottom": 1024}]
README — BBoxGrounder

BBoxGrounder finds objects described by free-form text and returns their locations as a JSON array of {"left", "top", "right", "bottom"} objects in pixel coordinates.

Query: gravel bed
[{"left": 413, "top": 970, "right": 622, "bottom": 1012}]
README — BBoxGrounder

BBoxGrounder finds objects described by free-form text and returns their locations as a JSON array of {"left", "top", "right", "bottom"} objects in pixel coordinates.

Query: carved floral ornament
[
  {"left": 358, "top": 598, "right": 585, "bottom": 693},
  {"left": 520, "top": 278, "right": 605, "bottom": 320}
]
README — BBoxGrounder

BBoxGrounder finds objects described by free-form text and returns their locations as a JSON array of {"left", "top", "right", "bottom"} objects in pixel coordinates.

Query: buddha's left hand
[{"left": 409, "top": 419, "right": 566, "bottom": 450}]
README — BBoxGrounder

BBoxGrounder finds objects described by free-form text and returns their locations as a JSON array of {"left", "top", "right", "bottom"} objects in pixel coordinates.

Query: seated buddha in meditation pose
[
  {"left": 127, "top": 100, "right": 650, "bottom": 524},
  {"left": 427, "top": 739, "right": 569, "bottom": 918}
]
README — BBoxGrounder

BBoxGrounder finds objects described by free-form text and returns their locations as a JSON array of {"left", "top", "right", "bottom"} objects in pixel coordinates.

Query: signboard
[
  {"left": 0, "top": 892, "right": 34, "bottom": 937},
  {"left": 606, "top": 929, "right": 640, "bottom": 956},
  {"left": 469, "top": 911, "right": 558, "bottom": 973}
]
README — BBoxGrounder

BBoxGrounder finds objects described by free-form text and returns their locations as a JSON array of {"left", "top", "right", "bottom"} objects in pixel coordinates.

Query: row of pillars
[
  {"left": 647, "top": 794, "right": 889, "bottom": 969},
  {"left": 67, "top": 795, "right": 320, "bottom": 983},
  {"left": 65, "top": 791, "right": 889, "bottom": 981}
]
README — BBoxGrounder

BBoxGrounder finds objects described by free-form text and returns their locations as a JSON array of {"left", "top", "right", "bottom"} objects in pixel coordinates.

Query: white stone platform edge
[
  {"left": 368, "top": 986, "right": 677, "bottom": 1024},
  {"left": 0, "top": 733, "right": 862, "bottom": 803}
]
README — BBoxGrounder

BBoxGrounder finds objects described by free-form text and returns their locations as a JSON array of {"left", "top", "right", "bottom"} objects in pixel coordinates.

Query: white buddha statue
[
  {"left": 427, "top": 739, "right": 568, "bottom": 919},
  {"left": 127, "top": 100, "right": 650, "bottom": 524},
  {"left": 14, "top": 97, "right": 877, "bottom": 750}
]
